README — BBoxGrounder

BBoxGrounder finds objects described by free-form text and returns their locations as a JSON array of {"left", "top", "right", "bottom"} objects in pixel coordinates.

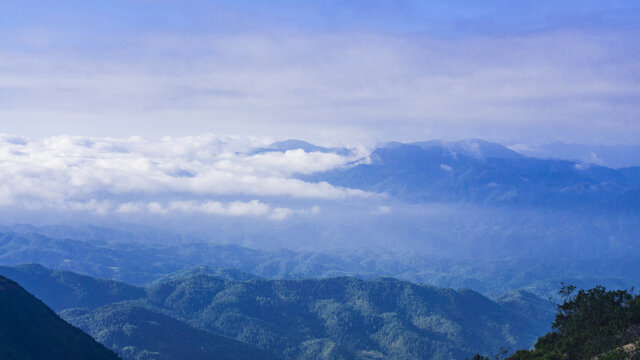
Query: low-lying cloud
[{"left": 0, "top": 134, "right": 368, "bottom": 220}]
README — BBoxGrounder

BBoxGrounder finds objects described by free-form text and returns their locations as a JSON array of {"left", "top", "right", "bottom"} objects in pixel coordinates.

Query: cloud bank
[{"left": 0, "top": 134, "right": 368, "bottom": 220}]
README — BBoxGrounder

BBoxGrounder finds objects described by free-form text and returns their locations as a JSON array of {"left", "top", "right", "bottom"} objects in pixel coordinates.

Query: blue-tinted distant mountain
[
  {"left": 496, "top": 290, "right": 555, "bottom": 328},
  {"left": 308, "top": 142, "right": 640, "bottom": 209},
  {"left": 513, "top": 142, "right": 640, "bottom": 168},
  {"left": 0, "top": 223, "right": 200, "bottom": 245},
  {"left": 0, "top": 263, "right": 144, "bottom": 311},
  {"left": 3, "top": 231, "right": 640, "bottom": 300},
  {"left": 0, "top": 275, "right": 119, "bottom": 360},
  {"left": 619, "top": 167, "right": 640, "bottom": 185},
  {"left": 0, "top": 231, "right": 182, "bottom": 285},
  {"left": 151, "top": 265, "right": 262, "bottom": 284},
  {"left": 250, "top": 139, "right": 353, "bottom": 156},
  {"left": 408, "top": 139, "right": 525, "bottom": 160}
]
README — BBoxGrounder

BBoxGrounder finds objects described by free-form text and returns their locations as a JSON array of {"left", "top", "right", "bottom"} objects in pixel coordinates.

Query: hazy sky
[{"left": 1, "top": 1, "right": 639, "bottom": 145}]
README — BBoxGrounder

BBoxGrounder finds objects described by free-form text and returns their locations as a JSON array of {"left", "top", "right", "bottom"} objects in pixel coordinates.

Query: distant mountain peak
[
  {"left": 250, "top": 139, "right": 354, "bottom": 156},
  {"left": 409, "top": 139, "right": 525, "bottom": 160},
  {"left": 512, "top": 142, "right": 640, "bottom": 168}
]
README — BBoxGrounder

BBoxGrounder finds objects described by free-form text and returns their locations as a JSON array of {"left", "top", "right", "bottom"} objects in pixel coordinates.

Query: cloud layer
[
  {"left": 0, "top": 134, "right": 367, "bottom": 219},
  {"left": 1, "top": 27, "right": 639, "bottom": 145}
]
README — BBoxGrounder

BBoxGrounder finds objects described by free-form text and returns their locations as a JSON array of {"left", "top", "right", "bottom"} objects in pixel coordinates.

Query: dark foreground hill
[
  {"left": 2, "top": 263, "right": 553, "bottom": 360},
  {"left": 0, "top": 275, "right": 119, "bottom": 360}
]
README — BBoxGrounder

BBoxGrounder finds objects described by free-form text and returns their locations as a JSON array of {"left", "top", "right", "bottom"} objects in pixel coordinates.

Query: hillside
[
  {"left": 507, "top": 286, "right": 640, "bottom": 360},
  {"left": 0, "top": 263, "right": 145, "bottom": 311},
  {"left": 0, "top": 275, "right": 119, "bottom": 360},
  {"left": 139, "top": 275, "right": 545, "bottom": 359},
  {"left": 2, "top": 264, "right": 551, "bottom": 360},
  {"left": 150, "top": 265, "right": 263, "bottom": 284},
  {"left": 61, "top": 303, "right": 279, "bottom": 360},
  {"left": 308, "top": 141, "right": 640, "bottom": 209}
]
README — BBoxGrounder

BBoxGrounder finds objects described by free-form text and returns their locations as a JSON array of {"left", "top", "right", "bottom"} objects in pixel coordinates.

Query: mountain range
[
  {"left": 1, "top": 138, "right": 638, "bottom": 359},
  {"left": 1, "top": 229, "right": 639, "bottom": 301},
  {"left": 0, "top": 263, "right": 554, "bottom": 360},
  {"left": 513, "top": 142, "right": 640, "bottom": 168},
  {"left": 306, "top": 140, "right": 640, "bottom": 210}
]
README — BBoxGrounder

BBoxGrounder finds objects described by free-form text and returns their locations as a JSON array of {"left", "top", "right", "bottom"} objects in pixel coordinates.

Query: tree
[{"left": 507, "top": 284, "right": 640, "bottom": 360}]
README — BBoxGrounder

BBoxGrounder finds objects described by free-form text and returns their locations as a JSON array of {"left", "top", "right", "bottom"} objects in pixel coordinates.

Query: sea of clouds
[{"left": 0, "top": 134, "right": 371, "bottom": 220}]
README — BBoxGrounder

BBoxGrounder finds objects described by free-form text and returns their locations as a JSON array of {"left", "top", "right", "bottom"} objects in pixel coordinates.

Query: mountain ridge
[
  {"left": 307, "top": 142, "right": 640, "bottom": 210},
  {"left": 0, "top": 275, "right": 120, "bottom": 360},
  {"left": 1, "top": 264, "right": 553, "bottom": 360}
]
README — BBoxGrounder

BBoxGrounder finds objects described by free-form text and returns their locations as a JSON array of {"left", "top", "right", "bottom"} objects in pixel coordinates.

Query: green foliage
[
  {"left": 467, "top": 347, "right": 509, "bottom": 360},
  {"left": 61, "top": 303, "right": 278, "bottom": 360},
  {"left": 2, "top": 263, "right": 554, "bottom": 360},
  {"left": 553, "top": 285, "right": 640, "bottom": 357},
  {"left": 507, "top": 285, "right": 640, "bottom": 360},
  {"left": 138, "top": 276, "right": 546, "bottom": 359}
]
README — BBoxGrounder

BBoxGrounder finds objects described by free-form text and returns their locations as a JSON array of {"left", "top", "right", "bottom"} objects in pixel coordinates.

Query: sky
[{"left": 1, "top": 0, "right": 640, "bottom": 145}]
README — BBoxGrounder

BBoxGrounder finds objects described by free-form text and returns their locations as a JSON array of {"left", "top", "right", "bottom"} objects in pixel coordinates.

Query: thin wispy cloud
[{"left": 1, "top": 25, "right": 639, "bottom": 145}]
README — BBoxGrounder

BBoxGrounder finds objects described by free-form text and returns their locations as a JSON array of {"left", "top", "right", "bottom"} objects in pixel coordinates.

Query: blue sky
[
  {"left": 3, "top": 1, "right": 638, "bottom": 35},
  {"left": 1, "top": 1, "right": 639, "bottom": 144}
]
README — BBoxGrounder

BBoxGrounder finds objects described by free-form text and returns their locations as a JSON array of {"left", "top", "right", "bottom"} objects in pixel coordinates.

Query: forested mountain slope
[
  {"left": 138, "top": 275, "right": 549, "bottom": 359},
  {"left": 0, "top": 275, "right": 119, "bottom": 360},
  {"left": 0, "top": 264, "right": 554, "bottom": 360},
  {"left": 62, "top": 303, "right": 279, "bottom": 360}
]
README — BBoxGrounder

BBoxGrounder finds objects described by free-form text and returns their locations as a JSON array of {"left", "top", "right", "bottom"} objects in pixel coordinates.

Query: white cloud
[
  {"left": 573, "top": 163, "right": 590, "bottom": 170},
  {"left": 167, "top": 199, "right": 301, "bottom": 220},
  {"left": 586, "top": 152, "right": 604, "bottom": 166},
  {"left": 147, "top": 202, "right": 168, "bottom": 214},
  {"left": 0, "top": 134, "right": 370, "bottom": 219},
  {"left": 21, "top": 198, "right": 304, "bottom": 221}
]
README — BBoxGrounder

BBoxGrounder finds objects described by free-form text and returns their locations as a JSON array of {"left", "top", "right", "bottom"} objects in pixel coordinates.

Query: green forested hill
[
  {"left": 0, "top": 275, "right": 120, "bottom": 360},
  {"left": 61, "top": 303, "right": 279, "bottom": 360},
  {"left": 150, "top": 265, "right": 263, "bottom": 284},
  {"left": 1, "top": 264, "right": 553, "bottom": 360},
  {"left": 139, "top": 275, "right": 546, "bottom": 359}
]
